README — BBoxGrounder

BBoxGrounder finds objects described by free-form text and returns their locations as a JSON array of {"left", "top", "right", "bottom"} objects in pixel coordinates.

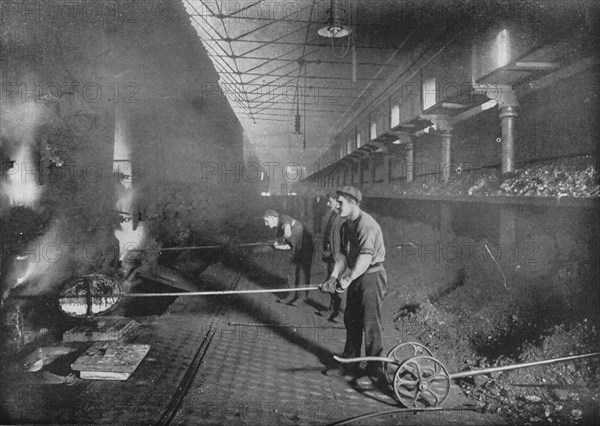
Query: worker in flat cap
[
  {"left": 316, "top": 192, "right": 346, "bottom": 322},
  {"left": 319, "top": 186, "right": 387, "bottom": 389},
  {"left": 264, "top": 209, "right": 314, "bottom": 305}
]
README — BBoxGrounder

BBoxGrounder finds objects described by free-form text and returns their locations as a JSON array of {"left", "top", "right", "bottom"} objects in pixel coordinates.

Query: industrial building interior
[{"left": 1, "top": 0, "right": 599, "bottom": 424}]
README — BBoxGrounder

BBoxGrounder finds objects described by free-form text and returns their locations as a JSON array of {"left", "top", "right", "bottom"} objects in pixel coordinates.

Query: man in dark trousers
[
  {"left": 317, "top": 192, "right": 345, "bottom": 322},
  {"left": 319, "top": 187, "right": 386, "bottom": 389},
  {"left": 264, "top": 209, "right": 313, "bottom": 306},
  {"left": 312, "top": 189, "right": 327, "bottom": 234}
]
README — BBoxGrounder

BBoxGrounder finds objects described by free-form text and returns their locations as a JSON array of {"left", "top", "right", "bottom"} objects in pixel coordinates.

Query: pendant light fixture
[{"left": 317, "top": 0, "right": 352, "bottom": 38}]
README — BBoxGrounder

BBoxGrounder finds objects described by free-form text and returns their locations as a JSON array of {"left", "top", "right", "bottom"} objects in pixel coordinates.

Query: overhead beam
[
  {"left": 529, "top": 56, "right": 599, "bottom": 91},
  {"left": 218, "top": 71, "right": 383, "bottom": 81},
  {"left": 202, "top": 37, "right": 401, "bottom": 50},
  {"left": 210, "top": 54, "right": 398, "bottom": 67},
  {"left": 214, "top": 0, "right": 264, "bottom": 19},
  {"left": 512, "top": 61, "right": 561, "bottom": 70},
  {"left": 450, "top": 99, "right": 498, "bottom": 123}
]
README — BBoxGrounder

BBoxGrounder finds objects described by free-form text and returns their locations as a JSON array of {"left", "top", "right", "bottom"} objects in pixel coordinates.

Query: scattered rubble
[{"left": 386, "top": 156, "right": 599, "bottom": 199}]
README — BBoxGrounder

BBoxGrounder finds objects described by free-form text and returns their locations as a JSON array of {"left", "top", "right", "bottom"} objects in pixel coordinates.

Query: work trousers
[
  {"left": 342, "top": 267, "right": 387, "bottom": 378},
  {"left": 326, "top": 262, "right": 342, "bottom": 315},
  {"left": 281, "top": 254, "right": 312, "bottom": 303}
]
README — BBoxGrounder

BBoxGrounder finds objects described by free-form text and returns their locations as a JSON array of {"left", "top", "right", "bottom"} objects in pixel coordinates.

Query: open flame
[
  {"left": 1, "top": 101, "right": 45, "bottom": 208},
  {"left": 15, "top": 255, "right": 37, "bottom": 286},
  {"left": 112, "top": 109, "right": 145, "bottom": 263},
  {"left": 2, "top": 144, "right": 42, "bottom": 207},
  {"left": 114, "top": 188, "right": 146, "bottom": 262},
  {"left": 3, "top": 223, "right": 61, "bottom": 300}
]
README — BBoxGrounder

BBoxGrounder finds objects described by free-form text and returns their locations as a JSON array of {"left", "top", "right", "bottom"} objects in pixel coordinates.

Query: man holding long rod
[
  {"left": 263, "top": 209, "right": 314, "bottom": 306},
  {"left": 317, "top": 192, "right": 346, "bottom": 322},
  {"left": 320, "top": 186, "right": 387, "bottom": 390}
]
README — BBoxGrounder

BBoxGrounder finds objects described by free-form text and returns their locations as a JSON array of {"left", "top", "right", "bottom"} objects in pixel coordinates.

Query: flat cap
[
  {"left": 263, "top": 209, "right": 280, "bottom": 217},
  {"left": 336, "top": 186, "right": 362, "bottom": 202}
]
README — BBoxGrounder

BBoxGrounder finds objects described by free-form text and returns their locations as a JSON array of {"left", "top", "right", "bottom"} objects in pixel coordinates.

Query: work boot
[
  {"left": 277, "top": 293, "right": 299, "bottom": 306},
  {"left": 353, "top": 375, "right": 376, "bottom": 390},
  {"left": 327, "top": 310, "right": 339, "bottom": 322}
]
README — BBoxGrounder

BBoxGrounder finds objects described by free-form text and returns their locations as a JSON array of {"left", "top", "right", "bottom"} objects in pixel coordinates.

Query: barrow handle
[
  {"left": 450, "top": 352, "right": 600, "bottom": 379},
  {"left": 333, "top": 355, "right": 402, "bottom": 366}
]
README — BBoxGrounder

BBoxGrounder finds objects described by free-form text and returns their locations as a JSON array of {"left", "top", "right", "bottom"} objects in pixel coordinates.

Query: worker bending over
[{"left": 264, "top": 209, "right": 313, "bottom": 306}]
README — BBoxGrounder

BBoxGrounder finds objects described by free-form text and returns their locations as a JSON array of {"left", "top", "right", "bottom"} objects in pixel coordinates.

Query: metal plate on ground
[{"left": 71, "top": 342, "right": 150, "bottom": 380}]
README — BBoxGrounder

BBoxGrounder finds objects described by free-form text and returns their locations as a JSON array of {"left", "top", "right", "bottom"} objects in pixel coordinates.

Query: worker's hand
[
  {"left": 319, "top": 276, "right": 337, "bottom": 294},
  {"left": 335, "top": 276, "right": 352, "bottom": 293}
]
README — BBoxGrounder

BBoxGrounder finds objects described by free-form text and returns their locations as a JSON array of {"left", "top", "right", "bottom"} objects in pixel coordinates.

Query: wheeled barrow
[{"left": 334, "top": 342, "right": 599, "bottom": 408}]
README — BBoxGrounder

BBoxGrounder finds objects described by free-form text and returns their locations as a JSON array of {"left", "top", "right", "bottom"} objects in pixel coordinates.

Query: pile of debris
[
  {"left": 386, "top": 156, "right": 599, "bottom": 199},
  {"left": 459, "top": 320, "right": 600, "bottom": 424},
  {"left": 469, "top": 157, "right": 599, "bottom": 198},
  {"left": 392, "top": 286, "right": 600, "bottom": 423}
]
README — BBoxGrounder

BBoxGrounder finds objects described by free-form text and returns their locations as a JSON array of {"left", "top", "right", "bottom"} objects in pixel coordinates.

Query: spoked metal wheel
[
  {"left": 393, "top": 355, "right": 451, "bottom": 408},
  {"left": 385, "top": 342, "right": 434, "bottom": 384}
]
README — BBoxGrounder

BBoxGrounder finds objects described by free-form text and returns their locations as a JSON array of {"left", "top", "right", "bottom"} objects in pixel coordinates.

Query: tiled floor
[{"left": 0, "top": 253, "right": 505, "bottom": 425}]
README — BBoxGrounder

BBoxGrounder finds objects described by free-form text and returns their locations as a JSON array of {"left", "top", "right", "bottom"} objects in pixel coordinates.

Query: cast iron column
[
  {"left": 440, "top": 130, "right": 453, "bottom": 182},
  {"left": 499, "top": 106, "right": 518, "bottom": 174},
  {"left": 406, "top": 142, "right": 414, "bottom": 182}
]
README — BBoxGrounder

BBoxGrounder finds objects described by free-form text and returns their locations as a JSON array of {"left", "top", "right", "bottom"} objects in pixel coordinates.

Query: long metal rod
[
  {"left": 16, "top": 286, "right": 323, "bottom": 300},
  {"left": 112, "top": 286, "right": 320, "bottom": 297},
  {"left": 159, "top": 242, "right": 270, "bottom": 251},
  {"left": 334, "top": 352, "right": 600, "bottom": 379},
  {"left": 159, "top": 245, "right": 223, "bottom": 251},
  {"left": 450, "top": 352, "right": 600, "bottom": 379},
  {"left": 228, "top": 322, "right": 344, "bottom": 329}
]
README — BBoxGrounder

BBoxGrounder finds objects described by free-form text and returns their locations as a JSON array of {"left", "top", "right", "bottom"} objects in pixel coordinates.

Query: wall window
[
  {"left": 356, "top": 131, "right": 361, "bottom": 148},
  {"left": 346, "top": 135, "right": 352, "bottom": 153},
  {"left": 496, "top": 29, "right": 509, "bottom": 68},
  {"left": 391, "top": 105, "right": 400, "bottom": 128},
  {"left": 422, "top": 77, "right": 436, "bottom": 110},
  {"left": 370, "top": 122, "right": 377, "bottom": 140}
]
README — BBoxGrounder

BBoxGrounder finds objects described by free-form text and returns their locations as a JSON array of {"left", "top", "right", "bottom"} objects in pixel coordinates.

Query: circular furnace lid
[{"left": 58, "top": 274, "right": 122, "bottom": 318}]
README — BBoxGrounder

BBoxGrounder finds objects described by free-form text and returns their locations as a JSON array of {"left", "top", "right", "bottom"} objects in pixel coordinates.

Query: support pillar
[
  {"left": 475, "top": 85, "right": 518, "bottom": 174},
  {"left": 406, "top": 141, "right": 414, "bottom": 182},
  {"left": 433, "top": 116, "right": 453, "bottom": 182},
  {"left": 440, "top": 130, "right": 453, "bottom": 182},
  {"left": 499, "top": 106, "right": 518, "bottom": 174}
]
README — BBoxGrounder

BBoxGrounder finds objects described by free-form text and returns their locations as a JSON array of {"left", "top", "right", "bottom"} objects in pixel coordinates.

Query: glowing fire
[
  {"left": 113, "top": 109, "right": 145, "bottom": 262},
  {"left": 15, "top": 255, "right": 37, "bottom": 286},
  {"left": 2, "top": 144, "right": 42, "bottom": 207},
  {"left": 113, "top": 167, "right": 146, "bottom": 261},
  {"left": 114, "top": 214, "right": 146, "bottom": 262},
  {"left": 3, "top": 223, "right": 61, "bottom": 299},
  {"left": 1, "top": 101, "right": 45, "bottom": 208}
]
